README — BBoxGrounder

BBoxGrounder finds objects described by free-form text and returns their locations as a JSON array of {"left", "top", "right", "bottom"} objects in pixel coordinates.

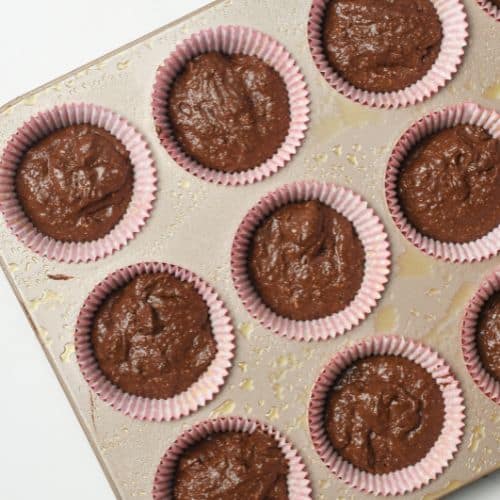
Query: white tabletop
[{"left": 0, "top": 1, "right": 498, "bottom": 498}]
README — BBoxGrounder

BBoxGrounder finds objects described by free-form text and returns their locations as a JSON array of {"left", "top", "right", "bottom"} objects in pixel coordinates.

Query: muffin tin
[{"left": 0, "top": 0, "right": 499, "bottom": 498}]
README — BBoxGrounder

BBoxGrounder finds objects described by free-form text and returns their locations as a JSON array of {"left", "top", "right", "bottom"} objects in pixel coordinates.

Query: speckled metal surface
[{"left": 0, "top": 0, "right": 498, "bottom": 498}]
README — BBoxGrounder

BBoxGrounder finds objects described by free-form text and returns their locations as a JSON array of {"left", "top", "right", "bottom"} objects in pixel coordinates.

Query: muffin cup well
[
  {"left": 75, "top": 262, "right": 235, "bottom": 422},
  {"left": 152, "top": 25, "right": 310, "bottom": 186},
  {"left": 152, "top": 416, "right": 312, "bottom": 500},
  {"left": 309, "top": 335, "right": 465, "bottom": 496},
  {"left": 307, "top": 0, "right": 468, "bottom": 108},
  {"left": 231, "top": 181, "right": 391, "bottom": 342},
  {"left": 462, "top": 268, "right": 500, "bottom": 404},
  {"left": 476, "top": 0, "right": 500, "bottom": 21},
  {"left": 0, "top": 102, "right": 156, "bottom": 263},
  {"left": 386, "top": 102, "right": 500, "bottom": 263}
]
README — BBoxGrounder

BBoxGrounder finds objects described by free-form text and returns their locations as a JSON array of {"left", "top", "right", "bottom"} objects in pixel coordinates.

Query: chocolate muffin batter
[
  {"left": 173, "top": 430, "right": 289, "bottom": 500},
  {"left": 248, "top": 201, "right": 365, "bottom": 321},
  {"left": 91, "top": 272, "right": 217, "bottom": 399},
  {"left": 322, "top": 0, "right": 442, "bottom": 92},
  {"left": 325, "top": 355, "right": 445, "bottom": 474},
  {"left": 168, "top": 52, "right": 290, "bottom": 173},
  {"left": 397, "top": 125, "right": 500, "bottom": 243},
  {"left": 16, "top": 124, "right": 133, "bottom": 242},
  {"left": 476, "top": 291, "right": 500, "bottom": 381}
]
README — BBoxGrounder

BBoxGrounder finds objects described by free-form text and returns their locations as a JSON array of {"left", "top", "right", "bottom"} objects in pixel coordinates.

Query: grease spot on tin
[
  {"left": 346, "top": 154, "right": 358, "bottom": 166},
  {"left": 374, "top": 304, "right": 398, "bottom": 333},
  {"left": 273, "top": 383, "right": 284, "bottom": 401},
  {"left": 116, "top": 60, "right": 130, "bottom": 70},
  {"left": 422, "top": 480, "right": 463, "bottom": 499},
  {"left": 425, "top": 287, "right": 440, "bottom": 297},
  {"left": 266, "top": 406, "right": 280, "bottom": 421},
  {"left": 22, "top": 94, "right": 37, "bottom": 106},
  {"left": 238, "top": 322, "right": 254, "bottom": 339},
  {"left": 239, "top": 378, "right": 254, "bottom": 391},
  {"left": 448, "top": 283, "right": 475, "bottom": 316},
  {"left": 468, "top": 425, "right": 486, "bottom": 453},
  {"left": 484, "top": 83, "right": 500, "bottom": 101},
  {"left": 397, "top": 247, "right": 433, "bottom": 277},
  {"left": 210, "top": 399, "right": 235, "bottom": 417},
  {"left": 424, "top": 281, "right": 476, "bottom": 342},
  {"left": 313, "top": 152, "right": 328, "bottom": 164},
  {"left": 29, "top": 290, "right": 63, "bottom": 311},
  {"left": 37, "top": 326, "right": 52, "bottom": 346},
  {"left": 60, "top": 342, "right": 75, "bottom": 363},
  {"left": 337, "top": 97, "right": 379, "bottom": 128}
]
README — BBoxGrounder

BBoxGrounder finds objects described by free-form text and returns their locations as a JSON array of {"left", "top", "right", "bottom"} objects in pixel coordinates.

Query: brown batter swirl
[
  {"left": 325, "top": 355, "right": 445, "bottom": 474},
  {"left": 168, "top": 52, "right": 290, "bottom": 173},
  {"left": 16, "top": 124, "right": 133, "bottom": 242},
  {"left": 397, "top": 125, "right": 500, "bottom": 243},
  {"left": 477, "top": 291, "right": 500, "bottom": 381},
  {"left": 173, "top": 430, "right": 289, "bottom": 500},
  {"left": 91, "top": 272, "right": 217, "bottom": 400},
  {"left": 248, "top": 201, "right": 365, "bottom": 321},
  {"left": 322, "top": 0, "right": 442, "bottom": 92}
]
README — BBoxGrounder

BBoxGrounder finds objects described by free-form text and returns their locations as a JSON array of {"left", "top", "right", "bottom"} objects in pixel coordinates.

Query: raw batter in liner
[
  {"left": 91, "top": 272, "right": 217, "bottom": 400},
  {"left": 173, "top": 429, "right": 289, "bottom": 500},
  {"left": 16, "top": 124, "right": 133, "bottom": 242},
  {"left": 168, "top": 52, "right": 290, "bottom": 173},
  {"left": 322, "top": 0, "right": 443, "bottom": 92},
  {"left": 325, "top": 355, "right": 445, "bottom": 474},
  {"left": 476, "top": 291, "right": 500, "bottom": 381},
  {"left": 248, "top": 200, "right": 365, "bottom": 321},
  {"left": 397, "top": 124, "right": 500, "bottom": 243}
]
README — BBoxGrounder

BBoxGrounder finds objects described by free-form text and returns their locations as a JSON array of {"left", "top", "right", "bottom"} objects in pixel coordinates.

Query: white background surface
[{"left": 0, "top": 1, "right": 498, "bottom": 499}]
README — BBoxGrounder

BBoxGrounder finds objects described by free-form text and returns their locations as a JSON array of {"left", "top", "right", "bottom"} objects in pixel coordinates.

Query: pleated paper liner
[
  {"left": 462, "top": 268, "right": 500, "bottom": 404},
  {"left": 476, "top": 0, "right": 500, "bottom": 21},
  {"left": 385, "top": 102, "right": 500, "bottom": 263},
  {"left": 152, "top": 417, "right": 312, "bottom": 499},
  {"left": 152, "top": 25, "right": 310, "bottom": 186},
  {"left": 75, "top": 262, "right": 235, "bottom": 421},
  {"left": 307, "top": 0, "right": 468, "bottom": 108},
  {"left": 231, "top": 181, "right": 391, "bottom": 341},
  {"left": 0, "top": 102, "right": 156, "bottom": 263},
  {"left": 308, "top": 335, "right": 465, "bottom": 496}
]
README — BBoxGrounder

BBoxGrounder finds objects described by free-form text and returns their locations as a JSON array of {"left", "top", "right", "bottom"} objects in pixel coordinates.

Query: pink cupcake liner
[
  {"left": 385, "top": 102, "right": 500, "bottom": 263},
  {"left": 309, "top": 335, "right": 465, "bottom": 496},
  {"left": 152, "top": 25, "right": 310, "bottom": 186},
  {"left": 231, "top": 181, "right": 391, "bottom": 342},
  {"left": 152, "top": 416, "right": 312, "bottom": 500},
  {"left": 0, "top": 103, "right": 156, "bottom": 263},
  {"left": 307, "top": 0, "right": 468, "bottom": 108},
  {"left": 462, "top": 268, "right": 500, "bottom": 404},
  {"left": 476, "top": 0, "right": 500, "bottom": 21},
  {"left": 75, "top": 262, "right": 235, "bottom": 422}
]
